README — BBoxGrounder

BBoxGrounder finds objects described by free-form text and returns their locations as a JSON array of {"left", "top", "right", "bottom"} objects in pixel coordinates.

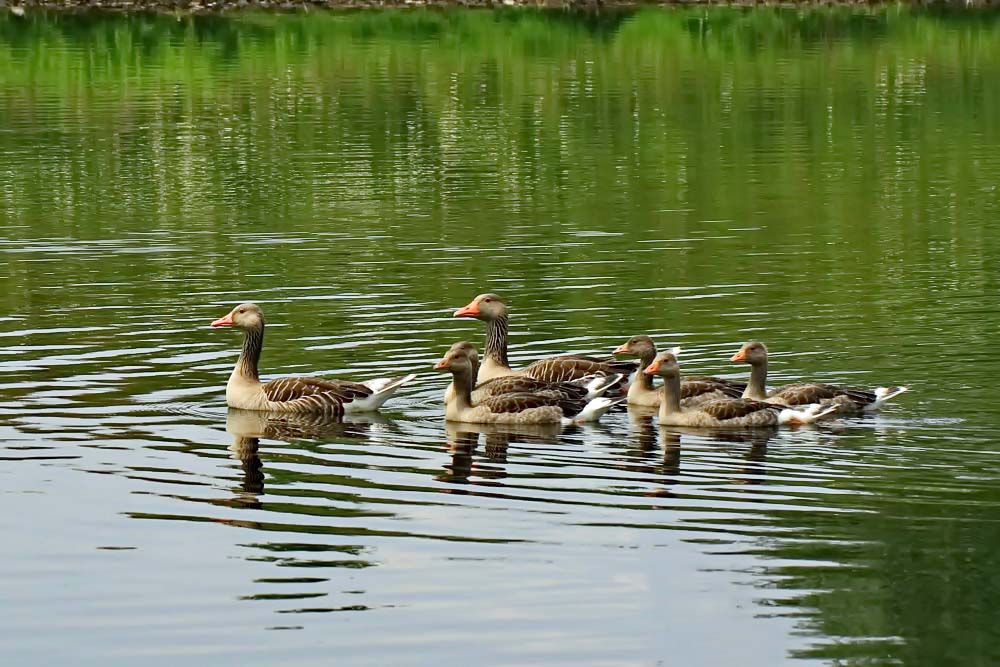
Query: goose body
[
  {"left": 443, "top": 341, "right": 623, "bottom": 405},
  {"left": 644, "top": 350, "right": 835, "bottom": 428},
  {"left": 453, "top": 293, "right": 637, "bottom": 385},
  {"left": 730, "top": 341, "right": 908, "bottom": 414},
  {"left": 613, "top": 335, "right": 746, "bottom": 408},
  {"left": 436, "top": 342, "right": 622, "bottom": 425},
  {"left": 212, "top": 303, "right": 415, "bottom": 415}
]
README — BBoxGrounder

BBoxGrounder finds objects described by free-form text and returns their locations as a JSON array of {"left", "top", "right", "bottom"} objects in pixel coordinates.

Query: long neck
[
  {"left": 450, "top": 365, "right": 476, "bottom": 410},
  {"left": 745, "top": 359, "right": 767, "bottom": 400},
  {"left": 659, "top": 373, "right": 683, "bottom": 419},
  {"left": 236, "top": 324, "right": 263, "bottom": 381},
  {"left": 484, "top": 315, "right": 510, "bottom": 369},
  {"left": 637, "top": 347, "right": 657, "bottom": 390}
]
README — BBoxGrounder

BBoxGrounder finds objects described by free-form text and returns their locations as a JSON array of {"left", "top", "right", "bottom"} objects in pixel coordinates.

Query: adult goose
[
  {"left": 445, "top": 342, "right": 623, "bottom": 406},
  {"left": 612, "top": 335, "right": 746, "bottom": 408},
  {"left": 453, "top": 293, "right": 637, "bottom": 385},
  {"left": 434, "top": 342, "right": 622, "bottom": 425},
  {"left": 211, "top": 303, "right": 415, "bottom": 415},
  {"left": 730, "top": 341, "right": 908, "bottom": 413},
  {"left": 644, "top": 349, "right": 835, "bottom": 428}
]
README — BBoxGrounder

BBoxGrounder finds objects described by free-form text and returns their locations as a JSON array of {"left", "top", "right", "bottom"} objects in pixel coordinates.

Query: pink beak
[{"left": 612, "top": 343, "right": 629, "bottom": 355}]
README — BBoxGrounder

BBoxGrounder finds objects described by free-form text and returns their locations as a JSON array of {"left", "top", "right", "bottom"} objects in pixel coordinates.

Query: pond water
[{"left": 1, "top": 6, "right": 999, "bottom": 665}]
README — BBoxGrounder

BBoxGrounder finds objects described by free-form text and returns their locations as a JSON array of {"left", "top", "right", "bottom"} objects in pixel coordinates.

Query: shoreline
[{"left": 3, "top": 0, "right": 998, "bottom": 13}]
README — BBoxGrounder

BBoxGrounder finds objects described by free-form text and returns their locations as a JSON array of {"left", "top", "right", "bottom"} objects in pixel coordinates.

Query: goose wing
[
  {"left": 523, "top": 356, "right": 635, "bottom": 383},
  {"left": 264, "top": 376, "right": 372, "bottom": 404},
  {"left": 698, "top": 398, "right": 778, "bottom": 421},
  {"left": 681, "top": 379, "right": 744, "bottom": 400},
  {"left": 475, "top": 376, "right": 589, "bottom": 401},
  {"left": 480, "top": 392, "right": 586, "bottom": 417}
]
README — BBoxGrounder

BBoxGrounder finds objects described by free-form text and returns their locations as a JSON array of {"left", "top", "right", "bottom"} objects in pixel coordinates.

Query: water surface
[{"left": 1, "top": 7, "right": 999, "bottom": 666}]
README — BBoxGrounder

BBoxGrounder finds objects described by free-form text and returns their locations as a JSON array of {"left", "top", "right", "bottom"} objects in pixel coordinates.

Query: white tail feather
[
  {"left": 866, "top": 386, "right": 909, "bottom": 412},
  {"left": 564, "top": 397, "right": 625, "bottom": 424},
  {"left": 346, "top": 373, "right": 417, "bottom": 412},
  {"left": 778, "top": 404, "right": 838, "bottom": 425},
  {"left": 582, "top": 373, "right": 625, "bottom": 400}
]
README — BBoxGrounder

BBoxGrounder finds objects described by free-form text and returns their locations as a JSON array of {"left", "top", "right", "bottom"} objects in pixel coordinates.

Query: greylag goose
[
  {"left": 211, "top": 303, "right": 415, "bottom": 415},
  {"left": 612, "top": 335, "right": 746, "bottom": 408},
  {"left": 453, "top": 293, "right": 637, "bottom": 384},
  {"left": 434, "top": 341, "right": 622, "bottom": 425},
  {"left": 644, "top": 349, "right": 835, "bottom": 428},
  {"left": 730, "top": 341, "right": 908, "bottom": 413},
  {"left": 443, "top": 341, "right": 623, "bottom": 405}
]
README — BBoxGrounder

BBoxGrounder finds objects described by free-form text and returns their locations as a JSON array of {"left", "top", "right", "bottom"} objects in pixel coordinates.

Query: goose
[
  {"left": 434, "top": 341, "right": 622, "bottom": 425},
  {"left": 443, "top": 341, "right": 623, "bottom": 405},
  {"left": 211, "top": 303, "right": 415, "bottom": 415},
  {"left": 452, "top": 293, "right": 637, "bottom": 384},
  {"left": 612, "top": 335, "right": 746, "bottom": 408},
  {"left": 644, "top": 349, "right": 835, "bottom": 428},
  {"left": 730, "top": 341, "right": 908, "bottom": 413}
]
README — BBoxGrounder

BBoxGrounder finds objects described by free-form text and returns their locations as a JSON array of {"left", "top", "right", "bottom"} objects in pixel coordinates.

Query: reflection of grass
[{"left": 1, "top": 8, "right": 998, "bottom": 94}]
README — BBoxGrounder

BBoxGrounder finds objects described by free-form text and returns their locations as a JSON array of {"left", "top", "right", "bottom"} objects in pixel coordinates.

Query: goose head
[
  {"left": 453, "top": 293, "right": 507, "bottom": 322},
  {"left": 730, "top": 341, "right": 767, "bottom": 366},
  {"left": 211, "top": 303, "right": 265, "bottom": 330},
  {"left": 434, "top": 341, "right": 479, "bottom": 375},
  {"left": 613, "top": 335, "right": 656, "bottom": 358},
  {"left": 643, "top": 348, "right": 682, "bottom": 379}
]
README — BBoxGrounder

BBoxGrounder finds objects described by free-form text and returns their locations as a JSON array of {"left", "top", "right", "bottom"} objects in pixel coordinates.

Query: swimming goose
[
  {"left": 434, "top": 341, "right": 621, "bottom": 425},
  {"left": 644, "top": 349, "right": 835, "bottom": 428},
  {"left": 443, "top": 341, "right": 623, "bottom": 405},
  {"left": 453, "top": 293, "right": 637, "bottom": 384},
  {"left": 612, "top": 335, "right": 746, "bottom": 408},
  {"left": 730, "top": 341, "right": 908, "bottom": 413},
  {"left": 211, "top": 303, "right": 415, "bottom": 415}
]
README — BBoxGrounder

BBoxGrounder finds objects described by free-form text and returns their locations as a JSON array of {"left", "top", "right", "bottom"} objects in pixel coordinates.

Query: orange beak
[
  {"left": 730, "top": 349, "right": 747, "bottom": 363},
  {"left": 433, "top": 358, "right": 450, "bottom": 370},
  {"left": 211, "top": 312, "right": 234, "bottom": 327},
  {"left": 453, "top": 300, "right": 480, "bottom": 318},
  {"left": 643, "top": 360, "right": 661, "bottom": 374},
  {"left": 612, "top": 343, "right": 630, "bottom": 355}
]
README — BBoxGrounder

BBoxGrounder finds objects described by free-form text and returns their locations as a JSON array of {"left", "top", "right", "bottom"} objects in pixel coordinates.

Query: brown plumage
[
  {"left": 730, "top": 341, "right": 908, "bottom": 413},
  {"left": 453, "top": 293, "right": 637, "bottom": 385},
  {"left": 435, "top": 341, "right": 620, "bottom": 425}
]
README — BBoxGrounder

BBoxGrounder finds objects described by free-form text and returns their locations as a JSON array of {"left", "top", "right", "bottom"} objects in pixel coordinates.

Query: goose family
[
  {"left": 644, "top": 350, "right": 836, "bottom": 427},
  {"left": 612, "top": 335, "right": 745, "bottom": 408},
  {"left": 211, "top": 297, "right": 908, "bottom": 429}
]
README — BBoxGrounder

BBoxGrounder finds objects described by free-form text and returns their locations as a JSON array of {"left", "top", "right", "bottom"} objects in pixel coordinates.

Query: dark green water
[{"left": 1, "top": 6, "right": 999, "bottom": 666}]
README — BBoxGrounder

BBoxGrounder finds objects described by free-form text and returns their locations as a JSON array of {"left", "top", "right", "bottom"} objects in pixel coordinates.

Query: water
[{"left": 1, "top": 6, "right": 999, "bottom": 665}]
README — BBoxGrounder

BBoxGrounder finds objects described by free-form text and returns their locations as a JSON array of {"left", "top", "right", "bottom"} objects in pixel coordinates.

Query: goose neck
[
  {"left": 236, "top": 323, "right": 263, "bottom": 381},
  {"left": 745, "top": 360, "right": 768, "bottom": 400},
  {"left": 484, "top": 314, "right": 510, "bottom": 369},
  {"left": 659, "top": 374, "right": 683, "bottom": 419}
]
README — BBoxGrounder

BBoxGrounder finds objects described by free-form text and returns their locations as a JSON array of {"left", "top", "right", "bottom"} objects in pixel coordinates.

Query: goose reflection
[
  {"left": 658, "top": 425, "right": 775, "bottom": 488},
  {"left": 438, "top": 421, "right": 562, "bottom": 486},
  {"left": 225, "top": 409, "right": 389, "bottom": 501}
]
